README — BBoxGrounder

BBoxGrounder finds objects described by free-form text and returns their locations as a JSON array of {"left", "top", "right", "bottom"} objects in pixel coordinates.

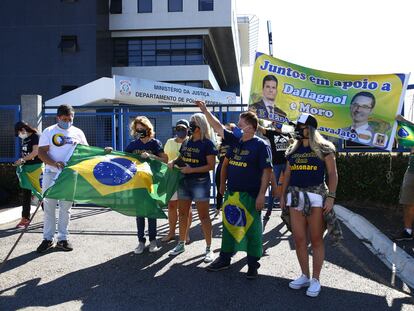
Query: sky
[{"left": 235, "top": 0, "right": 414, "bottom": 117}]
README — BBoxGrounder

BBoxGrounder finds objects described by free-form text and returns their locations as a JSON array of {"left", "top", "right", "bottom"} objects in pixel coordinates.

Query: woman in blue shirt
[
  {"left": 280, "top": 113, "right": 338, "bottom": 298},
  {"left": 169, "top": 113, "right": 217, "bottom": 263},
  {"left": 125, "top": 116, "right": 168, "bottom": 255}
]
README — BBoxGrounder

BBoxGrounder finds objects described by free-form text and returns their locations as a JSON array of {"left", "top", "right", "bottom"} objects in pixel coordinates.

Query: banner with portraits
[{"left": 249, "top": 53, "right": 410, "bottom": 151}]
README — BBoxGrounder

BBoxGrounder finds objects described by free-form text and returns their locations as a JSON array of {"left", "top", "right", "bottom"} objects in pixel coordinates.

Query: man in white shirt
[{"left": 36, "top": 104, "right": 88, "bottom": 253}]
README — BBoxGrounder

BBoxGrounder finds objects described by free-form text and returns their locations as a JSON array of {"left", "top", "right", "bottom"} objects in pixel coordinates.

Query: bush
[
  {"left": 336, "top": 153, "right": 409, "bottom": 206},
  {"left": 0, "top": 163, "right": 21, "bottom": 206}
]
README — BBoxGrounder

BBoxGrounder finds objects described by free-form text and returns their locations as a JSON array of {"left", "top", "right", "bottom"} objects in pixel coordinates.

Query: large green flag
[
  {"left": 397, "top": 120, "right": 414, "bottom": 148},
  {"left": 44, "top": 145, "right": 181, "bottom": 219},
  {"left": 221, "top": 191, "right": 262, "bottom": 258},
  {"left": 16, "top": 163, "right": 44, "bottom": 200}
]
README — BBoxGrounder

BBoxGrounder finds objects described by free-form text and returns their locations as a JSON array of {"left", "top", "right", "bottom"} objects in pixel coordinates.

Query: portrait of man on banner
[{"left": 249, "top": 75, "right": 287, "bottom": 121}]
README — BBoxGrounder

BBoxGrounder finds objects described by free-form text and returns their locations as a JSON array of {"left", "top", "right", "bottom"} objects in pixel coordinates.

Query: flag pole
[{"left": 0, "top": 198, "right": 43, "bottom": 272}]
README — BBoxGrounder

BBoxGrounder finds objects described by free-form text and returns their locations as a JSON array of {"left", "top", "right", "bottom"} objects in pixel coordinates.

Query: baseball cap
[
  {"left": 290, "top": 113, "right": 318, "bottom": 129},
  {"left": 176, "top": 119, "right": 189, "bottom": 129}
]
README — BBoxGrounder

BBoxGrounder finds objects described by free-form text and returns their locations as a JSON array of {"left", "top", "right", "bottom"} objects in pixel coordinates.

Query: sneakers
[
  {"left": 149, "top": 240, "right": 160, "bottom": 253},
  {"left": 246, "top": 262, "right": 260, "bottom": 280},
  {"left": 206, "top": 257, "right": 230, "bottom": 272},
  {"left": 169, "top": 242, "right": 185, "bottom": 256},
  {"left": 289, "top": 274, "right": 310, "bottom": 289},
  {"left": 16, "top": 217, "right": 30, "bottom": 229},
  {"left": 36, "top": 240, "right": 54, "bottom": 253},
  {"left": 393, "top": 229, "right": 413, "bottom": 241},
  {"left": 306, "top": 278, "right": 321, "bottom": 297},
  {"left": 56, "top": 240, "right": 73, "bottom": 252},
  {"left": 134, "top": 242, "right": 145, "bottom": 254},
  {"left": 204, "top": 247, "right": 214, "bottom": 263}
]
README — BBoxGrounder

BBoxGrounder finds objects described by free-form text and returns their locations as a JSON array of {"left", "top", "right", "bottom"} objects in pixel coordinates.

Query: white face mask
[{"left": 18, "top": 132, "right": 28, "bottom": 139}]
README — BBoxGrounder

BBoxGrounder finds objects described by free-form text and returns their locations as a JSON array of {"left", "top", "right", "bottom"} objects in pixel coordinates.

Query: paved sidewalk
[{"left": 0, "top": 205, "right": 413, "bottom": 310}]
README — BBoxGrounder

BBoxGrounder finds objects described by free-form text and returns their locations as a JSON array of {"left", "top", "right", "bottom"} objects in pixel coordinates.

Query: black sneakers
[
  {"left": 206, "top": 257, "right": 230, "bottom": 272},
  {"left": 393, "top": 230, "right": 413, "bottom": 241},
  {"left": 56, "top": 240, "right": 73, "bottom": 251},
  {"left": 246, "top": 262, "right": 261, "bottom": 280},
  {"left": 36, "top": 240, "right": 54, "bottom": 253}
]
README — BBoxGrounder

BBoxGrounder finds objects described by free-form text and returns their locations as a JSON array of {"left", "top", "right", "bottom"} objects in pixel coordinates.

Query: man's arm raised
[{"left": 195, "top": 100, "right": 225, "bottom": 137}]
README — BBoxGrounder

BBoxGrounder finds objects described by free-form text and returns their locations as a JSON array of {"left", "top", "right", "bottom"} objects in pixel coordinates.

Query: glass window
[
  {"left": 199, "top": 0, "right": 213, "bottom": 11},
  {"left": 168, "top": 0, "right": 183, "bottom": 12},
  {"left": 157, "top": 39, "right": 170, "bottom": 50},
  {"left": 138, "top": 0, "right": 152, "bottom": 13},
  {"left": 171, "top": 38, "right": 185, "bottom": 50},
  {"left": 110, "top": 0, "right": 122, "bottom": 14},
  {"left": 186, "top": 38, "right": 202, "bottom": 49},
  {"left": 59, "top": 36, "right": 78, "bottom": 52}
]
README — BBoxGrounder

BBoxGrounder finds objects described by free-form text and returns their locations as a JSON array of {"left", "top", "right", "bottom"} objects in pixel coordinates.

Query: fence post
[{"left": 21, "top": 95, "right": 42, "bottom": 132}]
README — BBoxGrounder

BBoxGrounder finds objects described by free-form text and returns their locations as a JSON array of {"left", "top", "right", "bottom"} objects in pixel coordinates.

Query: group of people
[{"left": 13, "top": 101, "right": 414, "bottom": 298}]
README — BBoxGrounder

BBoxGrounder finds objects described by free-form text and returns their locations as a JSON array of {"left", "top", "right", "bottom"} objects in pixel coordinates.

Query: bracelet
[
  {"left": 20, "top": 158, "right": 26, "bottom": 164},
  {"left": 327, "top": 191, "right": 336, "bottom": 199}
]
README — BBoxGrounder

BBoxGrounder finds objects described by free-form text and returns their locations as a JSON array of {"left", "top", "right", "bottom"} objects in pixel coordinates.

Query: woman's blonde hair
[
  {"left": 286, "top": 126, "right": 336, "bottom": 160},
  {"left": 130, "top": 116, "right": 154, "bottom": 138},
  {"left": 190, "top": 113, "right": 213, "bottom": 141}
]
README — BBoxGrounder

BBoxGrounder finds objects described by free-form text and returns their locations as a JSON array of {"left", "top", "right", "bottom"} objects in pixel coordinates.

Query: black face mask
[
  {"left": 136, "top": 129, "right": 147, "bottom": 138},
  {"left": 189, "top": 122, "right": 198, "bottom": 134},
  {"left": 294, "top": 127, "right": 305, "bottom": 139}
]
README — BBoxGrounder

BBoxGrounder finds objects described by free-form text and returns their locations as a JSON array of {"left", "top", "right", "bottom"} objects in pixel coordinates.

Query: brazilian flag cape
[
  {"left": 221, "top": 191, "right": 262, "bottom": 258},
  {"left": 44, "top": 144, "right": 181, "bottom": 219},
  {"left": 397, "top": 120, "right": 414, "bottom": 148},
  {"left": 16, "top": 163, "right": 44, "bottom": 200}
]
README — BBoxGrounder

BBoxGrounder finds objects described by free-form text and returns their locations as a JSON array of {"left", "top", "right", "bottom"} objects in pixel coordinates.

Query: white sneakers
[
  {"left": 306, "top": 278, "right": 321, "bottom": 297},
  {"left": 289, "top": 274, "right": 310, "bottom": 289},
  {"left": 204, "top": 247, "right": 214, "bottom": 263},
  {"left": 134, "top": 242, "right": 145, "bottom": 254},
  {"left": 289, "top": 275, "right": 321, "bottom": 297},
  {"left": 134, "top": 240, "right": 160, "bottom": 254}
]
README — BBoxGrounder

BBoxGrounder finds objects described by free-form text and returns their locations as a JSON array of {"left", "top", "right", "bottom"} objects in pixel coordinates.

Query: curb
[
  {"left": 335, "top": 204, "right": 414, "bottom": 289},
  {"left": 0, "top": 205, "right": 37, "bottom": 225}
]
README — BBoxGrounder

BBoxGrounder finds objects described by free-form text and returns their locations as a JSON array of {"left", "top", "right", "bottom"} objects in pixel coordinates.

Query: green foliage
[{"left": 336, "top": 153, "right": 409, "bottom": 205}]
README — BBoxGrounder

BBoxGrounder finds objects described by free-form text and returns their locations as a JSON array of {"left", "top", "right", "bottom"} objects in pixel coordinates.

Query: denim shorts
[{"left": 178, "top": 175, "right": 210, "bottom": 202}]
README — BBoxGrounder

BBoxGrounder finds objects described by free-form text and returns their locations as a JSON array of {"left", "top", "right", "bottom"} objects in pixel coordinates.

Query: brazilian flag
[
  {"left": 397, "top": 120, "right": 414, "bottom": 148},
  {"left": 16, "top": 163, "right": 44, "bottom": 200},
  {"left": 44, "top": 145, "right": 181, "bottom": 219},
  {"left": 221, "top": 191, "right": 262, "bottom": 258}
]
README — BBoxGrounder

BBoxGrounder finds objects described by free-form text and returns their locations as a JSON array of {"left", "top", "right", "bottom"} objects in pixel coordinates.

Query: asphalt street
[{"left": 0, "top": 206, "right": 413, "bottom": 311}]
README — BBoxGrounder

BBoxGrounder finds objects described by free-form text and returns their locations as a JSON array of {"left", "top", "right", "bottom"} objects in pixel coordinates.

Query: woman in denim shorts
[{"left": 168, "top": 113, "right": 217, "bottom": 263}]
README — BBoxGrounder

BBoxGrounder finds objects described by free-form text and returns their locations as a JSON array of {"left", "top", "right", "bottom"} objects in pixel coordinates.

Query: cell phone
[{"left": 174, "top": 158, "right": 186, "bottom": 168}]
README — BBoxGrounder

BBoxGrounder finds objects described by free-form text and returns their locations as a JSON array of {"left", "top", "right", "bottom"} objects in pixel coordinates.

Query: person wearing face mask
[
  {"left": 14, "top": 121, "right": 42, "bottom": 228},
  {"left": 195, "top": 100, "right": 273, "bottom": 279},
  {"left": 162, "top": 119, "right": 193, "bottom": 242},
  {"left": 214, "top": 123, "right": 236, "bottom": 218},
  {"left": 168, "top": 113, "right": 217, "bottom": 263},
  {"left": 125, "top": 116, "right": 168, "bottom": 254},
  {"left": 280, "top": 113, "right": 340, "bottom": 297},
  {"left": 36, "top": 104, "right": 88, "bottom": 253}
]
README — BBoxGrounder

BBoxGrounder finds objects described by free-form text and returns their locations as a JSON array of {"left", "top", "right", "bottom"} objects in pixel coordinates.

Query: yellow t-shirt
[{"left": 164, "top": 138, "right": 182, "bottom": 161}]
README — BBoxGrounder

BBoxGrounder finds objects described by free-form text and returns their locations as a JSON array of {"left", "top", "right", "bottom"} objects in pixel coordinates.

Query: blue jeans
[{"left": 136, "top": 217, "right": 157, "bottom": 243}]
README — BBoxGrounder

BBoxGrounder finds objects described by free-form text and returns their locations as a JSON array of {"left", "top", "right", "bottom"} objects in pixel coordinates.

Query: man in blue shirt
[{"left": 195, "top": 100, "right": 272, "bottom": 279}]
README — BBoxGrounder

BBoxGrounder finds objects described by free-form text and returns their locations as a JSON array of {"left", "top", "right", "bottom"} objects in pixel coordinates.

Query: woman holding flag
[
  {"left": 14, "top": 121, "right": 42, "bottom": 228},
  {"left": 125, "top": 116, "right": 168, "bottom": 254},
  {"left": 168, "top": 113, "right": 217, "bottom": 263}
]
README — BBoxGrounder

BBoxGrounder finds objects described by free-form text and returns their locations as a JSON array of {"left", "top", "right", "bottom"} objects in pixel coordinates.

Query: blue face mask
[
  {"left": 58, "top": 119, "right": 72, "bottom": 130},
  {"left": 176, "top": 129, "right": 187, "bottom": 139},
  {"left": 232, "top": 126, "right": 244, "bottom": 139}
]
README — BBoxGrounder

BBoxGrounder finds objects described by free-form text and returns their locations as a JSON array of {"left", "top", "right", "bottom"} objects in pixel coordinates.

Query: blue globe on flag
[
  {"left": 224, "top": 204, "right": 247, "bottom": 227},
  {"left": 398, "top": 127, "right": 409, "bottom": 138},
  {"left": 93, "top": 158, "right": 137, "bottom": 186}
]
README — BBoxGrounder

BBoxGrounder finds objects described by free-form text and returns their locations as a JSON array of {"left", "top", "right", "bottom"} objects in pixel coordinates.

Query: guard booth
[
  {"left": 44, "top": 75, "right": 242, "bottom": 151},
  {"left": 44, "top": 76, "right": 243, "bottom": 204}
]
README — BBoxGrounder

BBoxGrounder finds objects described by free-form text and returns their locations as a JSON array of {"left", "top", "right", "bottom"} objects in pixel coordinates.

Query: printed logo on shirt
[{"left": 52, "top": 134, "right": 75, "bottom": 147}]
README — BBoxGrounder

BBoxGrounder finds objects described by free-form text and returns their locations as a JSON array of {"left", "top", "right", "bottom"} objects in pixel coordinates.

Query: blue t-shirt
[
  {"left": 224, "top": 130, "right": 273, "bottom": 197},
  {"left": 179, "top": 138, "right": 218, "bottom": 179},
  {"left": 287, "top": 144, "right": 326, "bottom": 187},
  {"left": 125, "top": 138, "right": 164, "bottom": 156}
]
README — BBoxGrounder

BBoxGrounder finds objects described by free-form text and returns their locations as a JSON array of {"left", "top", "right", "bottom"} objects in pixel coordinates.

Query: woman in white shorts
[{"left": 280, "top": 113, "right": 338, "bottom": 298}]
